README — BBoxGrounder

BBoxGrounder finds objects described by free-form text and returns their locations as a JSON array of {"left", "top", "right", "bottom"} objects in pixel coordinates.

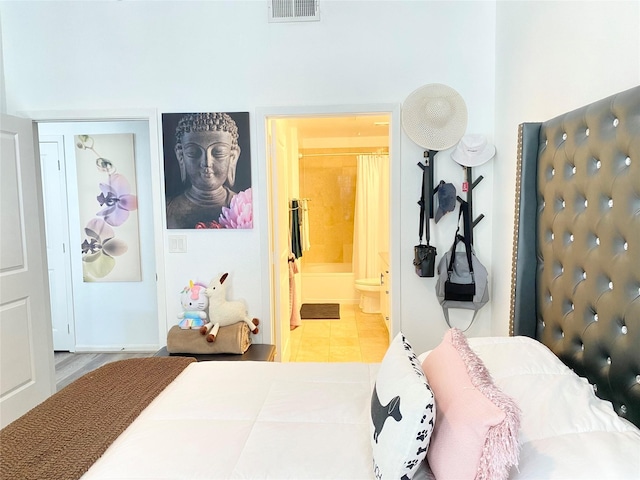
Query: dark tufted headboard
[{"left": 510, "top": 85, "right": 640, "bottom": 428}]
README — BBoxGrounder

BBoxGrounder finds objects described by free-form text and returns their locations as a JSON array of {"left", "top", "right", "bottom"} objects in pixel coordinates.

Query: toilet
[{"left": 354, "top": 278, "right": 381, "bottom": 314}]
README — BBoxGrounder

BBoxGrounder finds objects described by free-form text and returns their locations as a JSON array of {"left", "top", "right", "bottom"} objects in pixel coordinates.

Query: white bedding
[
  {"left": 467, "top": 337, "right": 640, "bottom": 480},
  {"left": 83, "top": 336, "right": 640, "bottom": 479}
]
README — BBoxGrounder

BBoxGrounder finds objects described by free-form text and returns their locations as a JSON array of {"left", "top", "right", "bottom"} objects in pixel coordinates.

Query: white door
[
  {"left": 269, "top": 120, "right": 291, "bottom": 362},
  {"left": 0, "top": 114, "right": 55, "bottom": 428},
  {"left": 39, "top": 136, "right": 75, "bottom": 351}
]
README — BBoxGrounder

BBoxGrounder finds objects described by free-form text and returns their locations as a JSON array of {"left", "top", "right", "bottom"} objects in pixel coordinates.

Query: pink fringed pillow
[{"left": 421, "top": 328, "right": 520, "bottom": 480}]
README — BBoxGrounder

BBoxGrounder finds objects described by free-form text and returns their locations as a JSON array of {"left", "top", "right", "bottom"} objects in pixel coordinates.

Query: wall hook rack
[
  {"left": 418, "top": 150, "right": 485, "bottom": 244},
  {"left": 430, "top": 163, "right": 485, "bottom": 245},
  {"left": 457, "top": 166, "right": 484, "bottom": 244}
]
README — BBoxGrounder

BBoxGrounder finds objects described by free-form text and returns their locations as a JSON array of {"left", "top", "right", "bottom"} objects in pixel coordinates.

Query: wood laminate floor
[{"left": 54, "top": 351, "right": 154, "bottom": 391}]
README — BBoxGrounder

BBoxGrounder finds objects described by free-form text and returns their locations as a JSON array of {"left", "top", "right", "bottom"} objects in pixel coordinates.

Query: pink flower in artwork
[
  {"left": 219, "top": 188, "right": 253, "bottom": 229},
  {"left": 96, "top": 173, "right": 138, "bottom": 227}
]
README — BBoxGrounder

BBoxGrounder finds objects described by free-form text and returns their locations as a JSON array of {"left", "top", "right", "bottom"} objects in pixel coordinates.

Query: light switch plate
[{"left": 168, "top": 235, "right": 187, "bottom": 253}]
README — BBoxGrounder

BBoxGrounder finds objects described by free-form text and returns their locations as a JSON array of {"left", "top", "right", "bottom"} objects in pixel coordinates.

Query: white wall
[
  {"left": 492, "top": 0, "right": 640, "bottom": 337},
  {"left": 1, "top": 1, "right": 637, "bottom": 354}
]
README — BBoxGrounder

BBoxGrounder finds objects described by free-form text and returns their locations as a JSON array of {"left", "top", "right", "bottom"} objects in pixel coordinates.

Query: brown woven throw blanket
[
  {"left": 0, "top": 356, "right": 195, "bottom": 480},
  {"left": 167, "top": 321, "right": 251, "bottom": 354}
]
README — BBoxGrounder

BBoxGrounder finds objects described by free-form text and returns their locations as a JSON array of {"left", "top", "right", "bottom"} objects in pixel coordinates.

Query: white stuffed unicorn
[{"left": 200, "top": 272, "right": 259, "bottom": 342}]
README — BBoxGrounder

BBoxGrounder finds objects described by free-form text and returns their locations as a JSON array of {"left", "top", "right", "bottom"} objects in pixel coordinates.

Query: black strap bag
[{"left": 414, "top": 160, "right": 436, "bottom": 277}]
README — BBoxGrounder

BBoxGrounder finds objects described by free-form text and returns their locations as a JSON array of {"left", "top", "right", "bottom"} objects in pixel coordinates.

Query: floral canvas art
[
  {"left": 75, "top": 134, "right": 142, "bottom": 282},
  {"left": 162, "top": 112, "right": 253, "bottom": 229}
]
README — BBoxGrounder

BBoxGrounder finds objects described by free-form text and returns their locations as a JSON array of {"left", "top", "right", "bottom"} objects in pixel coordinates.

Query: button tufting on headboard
[{"left": 511, "top": 85, "right": 640, "bottom": 428}]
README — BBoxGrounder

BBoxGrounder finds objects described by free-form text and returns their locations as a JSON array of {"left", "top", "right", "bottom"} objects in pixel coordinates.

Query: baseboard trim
[{"left": 72, "top": 344, "right": 160, "bottom": 353}]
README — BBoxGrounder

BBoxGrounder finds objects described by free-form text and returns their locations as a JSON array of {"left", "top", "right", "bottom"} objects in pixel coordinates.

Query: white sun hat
[
  {"left": 402, "top": 83, "right": 468, "bottom": 150},
  {"left": 451, "top": 134, "right": 496, "bottom": 167}
]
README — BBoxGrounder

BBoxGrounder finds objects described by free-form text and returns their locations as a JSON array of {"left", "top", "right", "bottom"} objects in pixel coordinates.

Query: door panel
[
  {"left": 40, "top": 137, "right": 74, "bottom": 351},
  {"left": 1, "top": 114, "right": 55, "bottom": 428},
  {"left": 269, "top": 120, "right": 291, "bottom": 362}
]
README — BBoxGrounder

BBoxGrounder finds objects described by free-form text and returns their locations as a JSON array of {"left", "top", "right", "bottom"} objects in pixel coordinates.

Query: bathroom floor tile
[
  {"left": 290, "top": 325, "right": 304, "bottom": 338},
  {"left": 330, "top": 336, "right": 359, "bottom": 348},
  {"left": 329, "top": 346, "right": 362, "bottom": 362},
  {"left": 359, "top": 337, "right": 390, "bottom": 349},
  {"left": 296, "top": 349, "right": 330, "bottom": 362},
  {"left": 339, "top": 308, "right": 357, "bottom": 320},
  {"left": 361, "top": 348, "right": 387, "bottom": 363},
  {"left": 330, "top": 323, "right": 359, "bottom": 338},
  {"left": 293, "top": 304, "right": 388, "bottom": 364},
  {"left": 301, "top": 320, "right": 331, "bottom": 338}
]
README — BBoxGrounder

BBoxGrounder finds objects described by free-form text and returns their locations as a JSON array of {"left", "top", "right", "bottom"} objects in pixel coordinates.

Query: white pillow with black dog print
[{"left": 371, "top": 332, "right": 435, "bottom": 480}]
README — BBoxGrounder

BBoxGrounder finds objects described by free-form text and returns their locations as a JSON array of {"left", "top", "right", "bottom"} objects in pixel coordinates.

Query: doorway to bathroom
[{"left": 262, "top": 106, "right": 398, "bottom": 362}]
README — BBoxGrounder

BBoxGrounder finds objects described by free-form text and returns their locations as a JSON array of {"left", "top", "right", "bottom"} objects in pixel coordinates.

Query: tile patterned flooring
[{"left": 289, "top": 303, "right": 390, "bottom": 362}]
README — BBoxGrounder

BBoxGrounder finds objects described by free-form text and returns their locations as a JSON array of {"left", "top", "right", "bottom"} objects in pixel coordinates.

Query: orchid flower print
[
  {"left": 81, "top": 218, "right": 128, "bottom": 279},
  {"left": 75, "top": 134, "right": 141, "bottom": 281},
  {"left": 97, "top": 173, "right": 138, "bottom": 227}
]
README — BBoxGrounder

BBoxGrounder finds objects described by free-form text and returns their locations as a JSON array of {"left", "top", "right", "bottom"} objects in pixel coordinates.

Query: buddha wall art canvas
[{"left": 161, "top": 112, "right": 253, "bottom": 230}]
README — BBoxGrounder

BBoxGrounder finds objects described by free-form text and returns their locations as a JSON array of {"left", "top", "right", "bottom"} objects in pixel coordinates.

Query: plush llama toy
[
  {"left": 177, "top": 280, "right": 208, "bottom": 329},
  {"left": 200, "top": 272, "right": 259, "bottom": 342}
]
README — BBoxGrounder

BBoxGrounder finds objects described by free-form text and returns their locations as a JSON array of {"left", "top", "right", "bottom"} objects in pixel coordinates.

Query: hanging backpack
[{"left": 435, "top": 201, "right": 489, "bottom": 329}]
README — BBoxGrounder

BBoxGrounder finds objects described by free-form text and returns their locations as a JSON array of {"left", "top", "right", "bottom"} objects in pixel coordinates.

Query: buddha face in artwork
[{"left": 174, "top": 113, "right": 241, "bottom": 193}]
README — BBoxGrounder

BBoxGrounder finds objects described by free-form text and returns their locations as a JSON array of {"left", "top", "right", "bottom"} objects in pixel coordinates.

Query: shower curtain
[{"left": 352, "top": 154, "right": 386, "bottom": 282}]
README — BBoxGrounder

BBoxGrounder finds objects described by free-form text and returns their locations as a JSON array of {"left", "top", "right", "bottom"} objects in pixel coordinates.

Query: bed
[{"left": 1, "top": 86, "right": 639, "bottom": 480}]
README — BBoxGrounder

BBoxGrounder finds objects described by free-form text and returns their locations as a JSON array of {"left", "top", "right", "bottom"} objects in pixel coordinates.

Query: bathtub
[{"left": 300, "top": 263, "right": 359, "bottom": 305}]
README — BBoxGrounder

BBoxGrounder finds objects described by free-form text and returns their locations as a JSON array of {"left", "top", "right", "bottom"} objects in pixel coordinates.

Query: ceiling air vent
[{"left": 268, "top": 0, "right": 319, "bottom": 23}]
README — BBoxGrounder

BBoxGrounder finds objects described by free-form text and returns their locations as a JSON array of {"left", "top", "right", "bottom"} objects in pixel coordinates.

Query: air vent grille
[{"left": 268, "top": 0, "right": 319, "bottom": 23}]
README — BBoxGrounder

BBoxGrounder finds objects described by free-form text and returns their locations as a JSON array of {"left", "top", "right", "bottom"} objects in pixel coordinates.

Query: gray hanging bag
[{"left": 435, "top": 201, "right": 489, "bottom": 329}]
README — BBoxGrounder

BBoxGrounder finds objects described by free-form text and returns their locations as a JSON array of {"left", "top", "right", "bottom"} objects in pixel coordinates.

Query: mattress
[{"left": 82, "top": 336, "right": 640, "bottom": 479}]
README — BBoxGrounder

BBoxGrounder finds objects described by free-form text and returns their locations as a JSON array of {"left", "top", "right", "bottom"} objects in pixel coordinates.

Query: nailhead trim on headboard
[{"left": 509, "top": 124, "right": 525, "bottom": 337}]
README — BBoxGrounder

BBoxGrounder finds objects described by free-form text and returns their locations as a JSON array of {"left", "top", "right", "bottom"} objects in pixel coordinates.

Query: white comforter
[
  {"left": 84, "top": 361, "right": 379, "bottom": 479},
  {"left": 470, "top": 336, "right": 640, "bottom": 480},
  {"left": 83, "top": 336, "right": 640, "bottom": 479}
]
